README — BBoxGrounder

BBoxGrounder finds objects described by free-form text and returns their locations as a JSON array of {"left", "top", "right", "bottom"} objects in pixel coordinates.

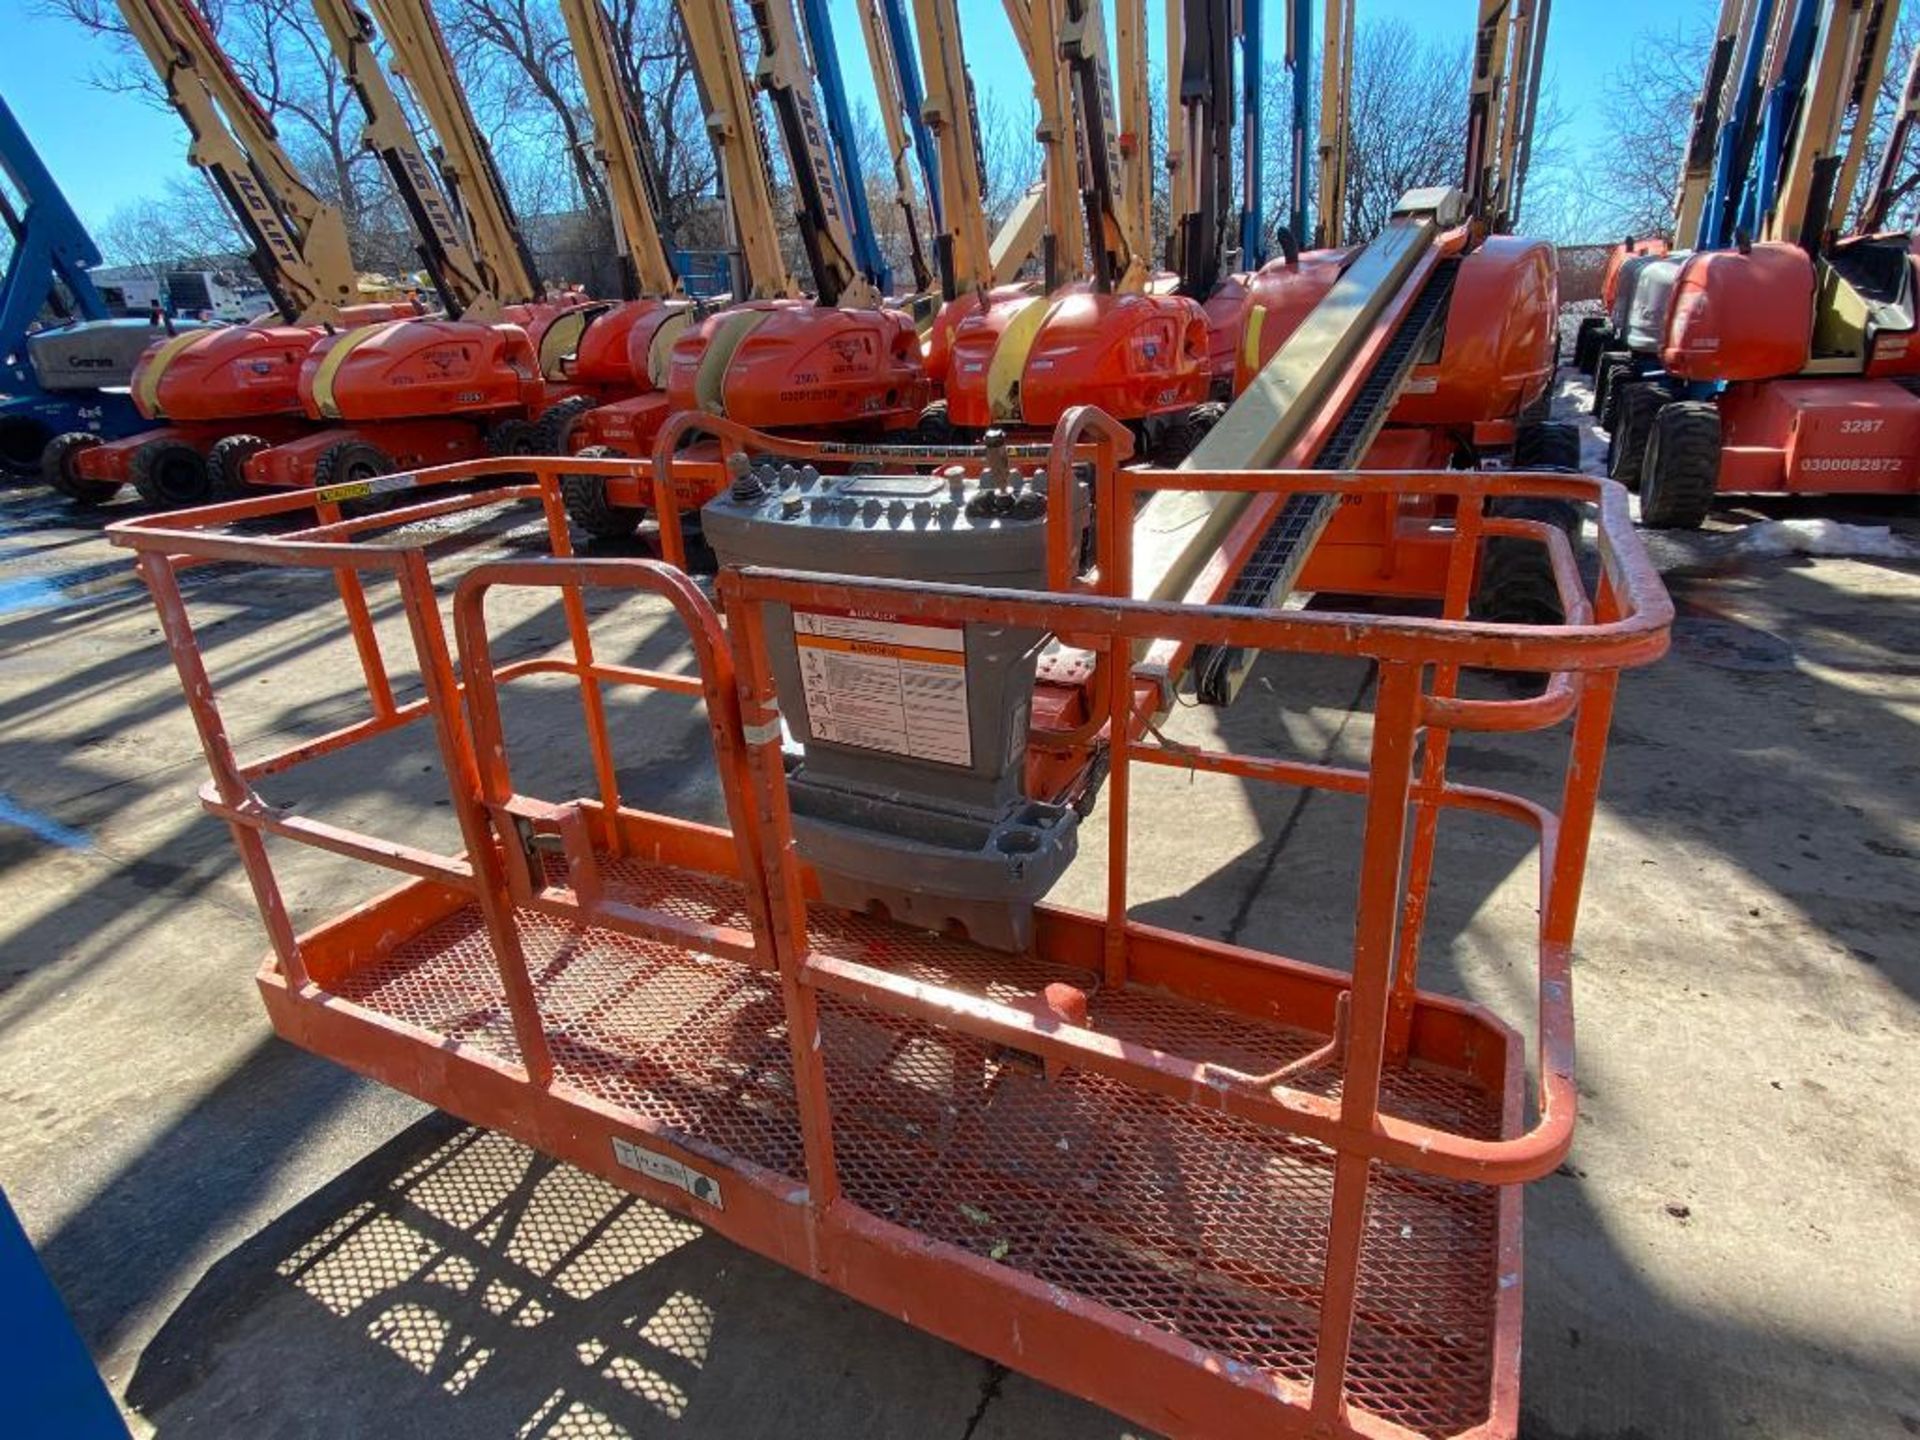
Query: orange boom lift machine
[
  {"left": 243, "top": 0, "right": 603, "bottom": 493},
  {"left": 1229, "top": 0, "right": 1571, "bottom": 625},
  {"left": 1596, "top": 1, "right": 1920, "bottom": 527},
  {"left": 555, "top": 0, "right": 929, "bottom": 538},
  {"left": 51, "top": 0, "right": 404, "bottom": 509},
  {"left": 925, "top": 0, "right": 1219, "bottom": 462}
]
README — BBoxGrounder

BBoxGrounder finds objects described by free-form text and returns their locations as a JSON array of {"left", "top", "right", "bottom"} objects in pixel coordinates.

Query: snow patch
[{"left": 1734, "top": 518, "right": 1920, "bottom": 560}]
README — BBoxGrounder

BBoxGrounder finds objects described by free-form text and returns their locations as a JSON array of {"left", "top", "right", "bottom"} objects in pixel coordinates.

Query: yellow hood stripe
[
  {"left": 646, "top": 309, "right": 694, "bottom": 389},
  {"left": 134, "top": 329, "right": 216, "bottom": 418},
  {"left": 694, "top": 309, "right": 771, "bottom": 415},
  {"left": 308, "top": 320, "right": 408, "bottom": 420},
  {"left": 985, "top": 297, "right": 1055, "bottom": 424}
]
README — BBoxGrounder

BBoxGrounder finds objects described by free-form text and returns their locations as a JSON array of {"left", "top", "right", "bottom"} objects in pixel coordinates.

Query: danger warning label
[{"left": 793, "top": 610, "right": 972, "bottom": 767}]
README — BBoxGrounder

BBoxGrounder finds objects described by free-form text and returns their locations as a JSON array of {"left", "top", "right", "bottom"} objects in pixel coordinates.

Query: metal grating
[{"left": 327, "top": 856, "right": 1503, "bottom": 1436}]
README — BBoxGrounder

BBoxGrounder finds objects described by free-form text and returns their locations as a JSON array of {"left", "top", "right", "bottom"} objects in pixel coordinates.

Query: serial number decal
[
  {"left": 611, "top": 1136, "right": 725, "bottom": 1209},
  {"left": 1798, "top": 456, "right": 1906, "bottom": 474}
]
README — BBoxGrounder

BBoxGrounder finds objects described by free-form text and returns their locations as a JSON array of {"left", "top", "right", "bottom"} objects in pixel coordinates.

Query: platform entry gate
[{"left": 111, "top": 414, "right": 1670, "bottom": 1440}]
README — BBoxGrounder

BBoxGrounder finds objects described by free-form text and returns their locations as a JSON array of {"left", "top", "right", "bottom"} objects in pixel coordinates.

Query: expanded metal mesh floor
[{"left": 326, "top": 856, "right": 1505, "bottom": 1437}]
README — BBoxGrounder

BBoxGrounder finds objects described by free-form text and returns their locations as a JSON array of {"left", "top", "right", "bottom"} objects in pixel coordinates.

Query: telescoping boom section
[{"left": 50, "top": 0, "right": 417, "bottom": 510}]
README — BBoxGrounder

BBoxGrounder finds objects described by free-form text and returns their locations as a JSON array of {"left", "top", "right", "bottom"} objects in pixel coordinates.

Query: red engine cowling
[
  {"left": 926, "top": 284, "right": 1031, "bottom": 389},
  {"left": 664, "top": 300, "right": 929, "bottom": 431},
  {"left": 1601, "top": 236, "right": 1670, "bottom": 311},
  {"left": 1661, "top": 242, "right": 1815, "bottom": 382},
  {"left": 134, "top": 300, "right": 424, "bottom": 422},
  {"left": 1393, "top": 234, "right": 1558, "bottom": 426},
  {"left": 945, "top": 284, "right": 1211, "bottom": 429},
  {"left": 136, "top": 324, "right": 326, "bottom": 422},
  {"left": 299, "top": 317, "right": 543, "bottom": 422},
  {"left": 1230, "top": 248, "right": 1354, "bottom": 393},
  {"left": 1201, "top": 273, "right": 1253, "bottom": 397},
  {"left": 538, "top": 298, "right": 693, "bottom": 393}
]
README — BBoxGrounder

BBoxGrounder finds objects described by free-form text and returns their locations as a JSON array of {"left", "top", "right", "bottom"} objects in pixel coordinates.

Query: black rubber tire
[
  {"left": 311, "top": 439, "right": 395, "bottom": 515},
  {"left": 41, "top": 432, "right": 119, "bottom": 505},
  {"left": 913, "top": 400, "right": 961, "bottom": 447},
  {"left": 1519, "top": 383, "right": 1554, "bottom": 425},
  {"left": 1607, "top": 384, "right": 1666, "bottom": 493},
  {"left": 1474, "top": 495, "right": 1584, "bottom": 627},
  {"left": 1149, "top": 401, "right": 1226, "bottom": 466},
  {"left": 1513, "top": 420, "right": 1580, "bottom": 472},
  {"left": 486, "top": 417, "right": 543, "bottom": 459},
  {"left": 1639, "top": 402, "right": 1720, "bottom": 530},
  {"left": 0, "top": 418, "right": 52, "bottom": 481},
  {"left": 1593, "top": 352, "right": 1633, "bottom": 430},
  {"left": 534, "top": 394, "right": 597, "bottom": 453},
  {"left": 130, "top": 437, "right": 212, "bottom": 509},
  {"left": 1572, "top": 317, "right": 1611, "bottom": 374},
  {"left": 561, "top": 444, "right": 644, "bottom": 539},
  {"left": 206, "top": 433, "right": 267, "bottom": 500}
]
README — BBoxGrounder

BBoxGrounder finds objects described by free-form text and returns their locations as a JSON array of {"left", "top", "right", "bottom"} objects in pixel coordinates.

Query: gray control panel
[{"left": 705, "top": 445, "right": 1086, "bottom": 952}]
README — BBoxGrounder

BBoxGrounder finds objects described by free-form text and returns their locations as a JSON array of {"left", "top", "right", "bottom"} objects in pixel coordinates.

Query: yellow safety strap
[
  {"left": 308, "top": 320, "right": 408, "bottom": 419},
  {"left": 985, "top": 296, "right": 1054, "bottom": 424},
  {"left": 134, "top": 329, "right": 216, "bottom": 418},
  {"left": 693, "top": 309, "right": 771, "bottom": 414}
]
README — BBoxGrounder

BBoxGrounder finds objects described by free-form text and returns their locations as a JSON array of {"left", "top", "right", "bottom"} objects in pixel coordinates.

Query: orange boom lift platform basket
[{"left": 111, "top": 420, "right": 1668, "bottom": 1440}]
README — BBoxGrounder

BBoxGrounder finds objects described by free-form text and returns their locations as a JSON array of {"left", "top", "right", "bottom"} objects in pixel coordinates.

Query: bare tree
[
  {"left": 36, "top": 0, "right": 412, "bottom": 267},
  {"left": 1584, "top": 11, "right": 1920, "bottom": 243},
  {"left": 1583, "top": 19, "right": 1710, "bottom": 241},
  {"left": 441, "top": 0, "right": 607, "bottom": 218},
  {"left": 94, "top": 178, "right": 245, "bottom": 272}
]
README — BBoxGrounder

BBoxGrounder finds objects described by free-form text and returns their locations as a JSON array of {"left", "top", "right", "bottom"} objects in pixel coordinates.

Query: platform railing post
[
  {"left": 393, "top": 552, "right": 554, "bottom": 1088},
  {"left": 334, "top": 566, "right": 397, "bottom": 720},
  {"left": 1544, "top": 667, "right": 1620, "bottom": 950},
  {"left": 1386, "top": 493, "right": 1484, "bottom": 1059},
  {"left": 135, "top": 551, "right": 308, "bottom": 988},
  {"left": 1309, "top": 657, "right": 1424, "bottom": 1425},
  {"left": 538, "top": 476, "right": 625, "bottom": 852},
  {"left": 1102, "top": 630, "right": 1132, "bottom": 988},
  {"left": 727, "top": 583, "right": 842, "bottom": 1232}
]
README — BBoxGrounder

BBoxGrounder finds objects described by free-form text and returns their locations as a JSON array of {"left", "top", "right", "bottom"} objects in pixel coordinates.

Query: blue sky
[{"left": 3, "top": 0, "right": 1714, "bottom": 233}]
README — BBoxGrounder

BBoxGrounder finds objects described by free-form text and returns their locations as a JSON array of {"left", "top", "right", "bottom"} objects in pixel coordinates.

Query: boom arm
[
  {"left": 0, "top": 94, "right": 111, "bottom": 349},
  {"left": 115, "top": 0, "right": 357, "bottom": 320},
  {"left": 1114, "top": 0, "right": 1153, "bottom": 268},
  {"left": 1239, "top": 0, "right": 1265, "bottom": 263},
  {"left": 1284, "top": 0, "right": 1312, "bottom": 243},
  {"left": 857, "top": 0, "right": 936, "bottom": 291},
  {"left": 1826, "top": 0, "right": 1899, "bottom": 238},
  {"left": 747, "top": 0, "right": 880, "bottom": 306},
  {"left": 674, "top": 0, "right": 799, "bottom": 298},
  {"left": 1167, "top": 0, "right": 1235, "bottom": 296},
  {"left": 1675, "top": 0, "right": 1748, "bottom": 245},
  {"left": 1314, "top": 0, "right": 1353, "bottom": 247},
  {"left": 555, "top": 0, "right": 681, "bottom": 299},
  {"left": 1003, "top": 0, "right": 1086, "bottom": 286},
  {"left": 359, "top": 0, "right": 543, "bottom": 304},
  {"left": 308, "top": 0, "right": 505, "bottom": 317},
  {"left": 1461, "top": 0, "right": 1512, "bottom": 225},
  {"left": 1058, "top": 0, "right": 1147, "bottom": 291},
  {"left": 1702, "top": 0, "right": 1780, "bottom": 247},
  {"left": 911, "top": 0, "right": 996, "bottom": 299}
]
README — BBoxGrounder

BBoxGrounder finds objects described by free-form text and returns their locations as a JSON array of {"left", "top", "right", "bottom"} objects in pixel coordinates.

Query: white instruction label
[
  {"left": 793, "top": 610, "right": 972, "bottom": 766},
  {"left": 612, "top": 1136, "right": 725, "bottom": 1210}
]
